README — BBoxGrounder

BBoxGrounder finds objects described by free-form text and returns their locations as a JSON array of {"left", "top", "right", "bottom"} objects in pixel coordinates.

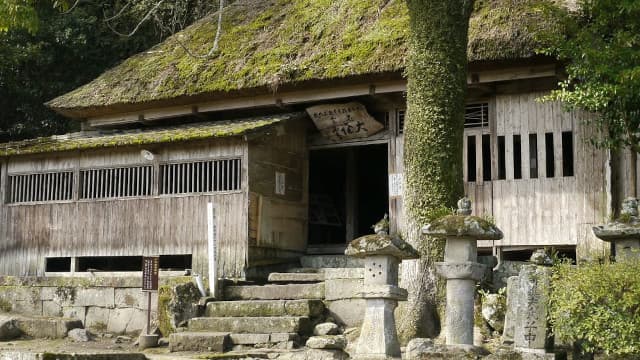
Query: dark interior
[{"left": 308, "top": 144, "right": 389, "bottom": 245}]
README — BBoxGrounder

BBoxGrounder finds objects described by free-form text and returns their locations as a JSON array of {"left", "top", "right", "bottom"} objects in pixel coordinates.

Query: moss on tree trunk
[{"left": 397, "top": 0, "right": 473, "bottom": 342}]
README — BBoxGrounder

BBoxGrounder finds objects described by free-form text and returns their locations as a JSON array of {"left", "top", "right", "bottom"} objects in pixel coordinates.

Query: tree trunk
[
  {"left": 397, "top": 0, "right": 473, "bottom": 343},
  {"left": 630, "top": 150, "right": 637, "bottom": 198}
]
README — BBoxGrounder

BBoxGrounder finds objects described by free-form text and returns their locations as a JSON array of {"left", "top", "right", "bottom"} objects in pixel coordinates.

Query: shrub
[{"left": 549, "top": 259, "right": 640, "bottom": 355}]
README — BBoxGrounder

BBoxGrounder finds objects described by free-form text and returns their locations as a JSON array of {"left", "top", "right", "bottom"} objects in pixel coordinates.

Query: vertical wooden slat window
[
  {"left": 545, "top": 133, "right": 555, "bottom": 178},
  {"left": 562, "top": 131, "right": 574, "bottom": 177},
  {"left": 159, "top": 158, "right": 242, "bottom": 195},
  {"left": 467, "top": 136, "right": 477, "bottom": 182},
  {"left": 482, "top": 134, "right": 492, "bottom": 181},
  {"left": 513, "top": 135, "right": 522, "bottom": 180},
  {"left": 8, "top": 171, "right": 74, "bottom": 204},
  {"left": 79, "top": 165, "right": 153, "bottom": 200},
  {"left": 529, "top": 134, "right": 538, "bottom": 179},
  {"left": 497, "top": 136, "right": 506, "bottom": 180}
]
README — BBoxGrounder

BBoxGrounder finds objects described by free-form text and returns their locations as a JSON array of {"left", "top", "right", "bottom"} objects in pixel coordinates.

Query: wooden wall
[
  {"left": 0, "top": 138, "right": 249, "bottom": 279},
  {"left": 247, "top": 120, "right": 308, "bottom": 265},
  {"left": 465, "top": 92, "right": 609, "bottom": 258},
  {"left": 388, "top": 91, "right": 610, "bottom": 258}
]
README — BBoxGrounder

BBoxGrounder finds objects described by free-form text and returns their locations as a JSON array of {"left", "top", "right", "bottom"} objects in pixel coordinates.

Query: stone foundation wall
[
  {"left": 0, "top": 276, "right": 193, "bottom": 335},
  {"left": 323, "top": 268, "right": 366, "bottom": 327}
]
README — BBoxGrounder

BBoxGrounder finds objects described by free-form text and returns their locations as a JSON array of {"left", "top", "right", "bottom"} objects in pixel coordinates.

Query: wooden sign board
[
  {"left": 306, "top": 102, "right": 384, "bottom": 142},
  {"left": 142, "top": 256, "right": 159, "bottom": 291}
]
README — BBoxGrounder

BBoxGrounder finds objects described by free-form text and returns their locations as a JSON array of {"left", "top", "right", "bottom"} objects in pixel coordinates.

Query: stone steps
[
  {"left": 169, "top": 331, "right": 230, "bottom": 352},
  {"left": 188, "top": 316, "right": 312, "bottom": 335},
  {"left": 224, "top": 283, "right": 324, "bottom": 300},
  {"left": 206, "top": 299, "right": 324, "bottom": 318},
  {"left": 267, "top": 272, "right": 324, "bottom": 283},
  {"left": 300, "top": 255, "right": 364, "bottom": 269}
]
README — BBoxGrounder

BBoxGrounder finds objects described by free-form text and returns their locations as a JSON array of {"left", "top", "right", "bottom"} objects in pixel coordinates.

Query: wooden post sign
[
  {"left": 142, "top": 256, "right": 159, "bottom": 335},
  {"left": 142, "top": 256, "right": 159, "bottom": 291},
  {"left": 306, "top": 102, "right": 384, "bottom": 142}
]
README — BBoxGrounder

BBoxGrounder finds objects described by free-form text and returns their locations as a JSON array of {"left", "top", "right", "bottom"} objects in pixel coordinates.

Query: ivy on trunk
[{"left": 398, "top": 0, "right": 473, "bottom": 342}]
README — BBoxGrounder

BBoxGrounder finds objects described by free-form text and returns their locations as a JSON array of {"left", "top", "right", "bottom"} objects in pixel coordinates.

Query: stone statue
[{"left": 372, "top": 213, "right": 389, "bottom": 235}]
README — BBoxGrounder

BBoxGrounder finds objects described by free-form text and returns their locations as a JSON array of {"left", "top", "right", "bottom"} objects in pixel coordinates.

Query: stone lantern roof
[
  {"left": 422, "top": 198, "right": 504, "bottom": 240},
  {"left": 593, "top": 197, "right": 640, "bottom": 242},
  {"left": 345, "top": 234, "right": 419, "bottom": 259}
]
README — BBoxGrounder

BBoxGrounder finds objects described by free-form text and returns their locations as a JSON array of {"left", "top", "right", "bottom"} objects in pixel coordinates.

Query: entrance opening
[{"left": 308, "top": 144, "right": 389, "bottom": 249}]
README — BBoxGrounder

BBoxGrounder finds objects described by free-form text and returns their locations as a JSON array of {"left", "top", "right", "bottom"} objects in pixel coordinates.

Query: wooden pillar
[{"left": 345, "top": 148, "right": 358, "bottom": 242}]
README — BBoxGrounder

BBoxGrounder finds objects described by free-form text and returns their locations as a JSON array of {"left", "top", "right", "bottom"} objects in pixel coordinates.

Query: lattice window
[
  {"left": 8, "top": 171, "right": 74, "bottom": 203},
  {"left": 464, "top": 103, "right": 489, "bottom": 128},
  {"left": 80, "top": 165, "right": 154, "bottom": 200},
  {"left": 159, "top": 158, "right": 241, "bottom": 195},
  {"left": 397, "top": 110, "right": 405, "bottom": 134}
]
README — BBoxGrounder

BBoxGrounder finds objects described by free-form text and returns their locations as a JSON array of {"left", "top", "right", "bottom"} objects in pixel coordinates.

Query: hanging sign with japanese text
[
  {"left": 142, "top": 256, "right": 159, "bottom": 291},
  {"left": 306, "top": 102, "right": 384, "bottom": 142}
]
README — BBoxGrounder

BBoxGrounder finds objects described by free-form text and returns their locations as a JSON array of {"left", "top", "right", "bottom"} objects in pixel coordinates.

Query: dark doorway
[{"left": 308, "top": 144, "right": 389, "bottom": 248}]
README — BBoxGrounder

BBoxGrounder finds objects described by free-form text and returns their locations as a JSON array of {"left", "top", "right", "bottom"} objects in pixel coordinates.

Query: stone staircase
[{"left": 169, "top": 255, "right": 362, "bottom": 353}]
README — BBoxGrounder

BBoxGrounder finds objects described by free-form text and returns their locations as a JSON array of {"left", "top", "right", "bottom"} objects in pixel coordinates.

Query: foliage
[
  {"left": 0, "top": 2, "right": 164, "bottom": 141},
  {"left": 549, "top": 259, "right": 640, "bottom": 355},
  {"left": 540, "top": 0, "right": 640, "bottom": 154}
]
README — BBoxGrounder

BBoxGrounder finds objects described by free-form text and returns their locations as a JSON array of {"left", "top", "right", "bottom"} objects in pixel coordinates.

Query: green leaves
[
  {"left": 549, "top": 259, "right": 640, "bottom": 355},
  {"left": 541, "top": 0, "right": 640, "bottom": 153},
  {"left": 0, "top": 0, "right": 39, "bottom": 34}
]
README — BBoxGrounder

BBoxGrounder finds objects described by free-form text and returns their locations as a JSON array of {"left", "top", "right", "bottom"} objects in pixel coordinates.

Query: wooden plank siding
[
  {"left": 247, "top": 120, "right": 308, "bottom": 266},
  {"left": 467, "top": 92, "right": 609, "bottom": 257},
  {"left": 0, "top": 138, "right": 249, "bottom": 279}
]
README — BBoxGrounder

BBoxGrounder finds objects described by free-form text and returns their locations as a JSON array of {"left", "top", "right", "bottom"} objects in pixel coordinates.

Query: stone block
[
  {"left": 11, "top": 300, "right": 43, "bottom": 316},
  {"left": 277, "top": 349, "right": 349, "bottom": 360},
  {"left": 107, "top": 307, "right": 151, "bottom": 335},
  {"left": 85, "top": 307, "right": 110, "bottom": 331},
  {"left": 306, "top": 335, "right": 347, "bottom": 350},
  {"left": 326, "top": 299, "right": 366, "bottom": 327},
  {"left": 169, "top": 331, "right": 230, "bottom": 352},
  {"left": 406, "top": 341, "right": 489, "bottom": 360},
  {"left": 15, "top": 317, "right": 82, "bottom": 339},
  {"left": 268, "top": 272, "right": 324, "bottom": 282},
  {"left": 502, "top": 276, "right": 520, "bottom": 344},
  {"left": 42, "top": 300, "right": 63, "bottom": 317},
  {"left": 230, "top": 333, "right": 270, "bottom": 344},
  {"left": 324, "top": 278, "right": 362, "bottom": 301},
  {"left": 115, "top": 288, "right": 158, "bottom": 309},
  {"left": 224, "top": 283, "right": 324, "bottom": 300},
  {"left": 300, "top": 255, "right": 364, "bottom": 268},
  {"left": 75, "top": 288, "right": 115, "bottom": 307},
  {"left": 323, "top": 268, "right": 364, "bottom": 280},
  {"left": 314, "top": 322, "right": 339, "bottom": 336},
  {"left": 270, "top": 332, "right": 298, "bottom": 342},
  {"left": 188, "top": 316, "right": 310, "bottom": 334},
  {"left": 206, "top": 299, "right": 323, "bottom": 318},
  {"left": 62, "top": 306, "right": 86, "bottom": 324}
]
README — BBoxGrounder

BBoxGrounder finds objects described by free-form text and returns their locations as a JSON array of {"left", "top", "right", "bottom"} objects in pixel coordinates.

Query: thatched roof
[
  {"left": 48, "top": 0, "right": 568, "bottom": 117},
  {"left": 0, "top": 113, "right": 300, "bottom": 157}
]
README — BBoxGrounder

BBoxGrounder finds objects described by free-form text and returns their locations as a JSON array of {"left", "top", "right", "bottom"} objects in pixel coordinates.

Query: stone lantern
[
  {"left": 593, "top": 197, "right": 640, "bottom": 261},
  {"left": 422, "top": 198, "right": 503, "bottom": 346},
  {"left": 345, "top": 233, "right": 419, "bottom": 359}
]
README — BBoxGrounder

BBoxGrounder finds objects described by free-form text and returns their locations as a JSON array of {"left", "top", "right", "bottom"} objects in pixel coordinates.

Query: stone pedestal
[
  {"left": 593, "top": 197, "right": 640, "bottom": 261},
  {"left": 436, "top": 261, "right": 485, "bottom": 345},
  {"left": 423, "top": 198, "right": 503, "bottom": 346},
  {"left": 514, "top": 263, "right": 551, "bottom": 353},
  {"left": 345, "top": 233, "right": 418, "bottom": 360}
]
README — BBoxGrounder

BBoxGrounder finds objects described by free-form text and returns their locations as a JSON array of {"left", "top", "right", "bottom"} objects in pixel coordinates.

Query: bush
[{"left": 549, "top": 259, "right": 640, "bottom": 355}]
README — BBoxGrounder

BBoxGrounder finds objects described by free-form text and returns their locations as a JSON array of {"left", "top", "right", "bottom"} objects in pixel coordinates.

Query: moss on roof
[
  {"left": 0, "top": 113, "right": 299, "bottom": 157},
  {"left": 48, "top": 0, "right": 569, "bottom": 114}
]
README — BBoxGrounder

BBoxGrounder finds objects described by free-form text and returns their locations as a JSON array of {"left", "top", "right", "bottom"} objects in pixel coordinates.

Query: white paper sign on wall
[
  {"left": 389, "top": 173, "right": 403, "bottom": 197},
  {"left": 275, "top": 172, "right": 286, "bottom": 195}
]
